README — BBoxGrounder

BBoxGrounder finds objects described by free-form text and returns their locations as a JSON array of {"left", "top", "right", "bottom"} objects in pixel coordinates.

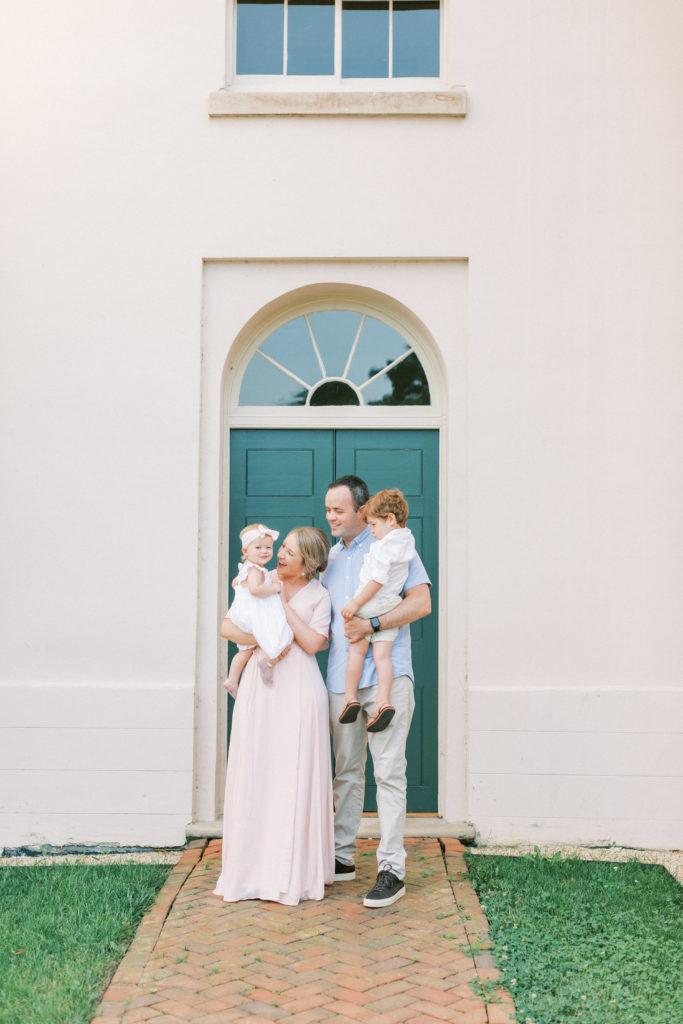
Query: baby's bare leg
[{"left": 224, "top": 648, "right": 253, "bottom": 694}]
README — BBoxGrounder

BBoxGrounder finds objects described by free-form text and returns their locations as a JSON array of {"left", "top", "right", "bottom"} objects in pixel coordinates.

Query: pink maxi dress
[{"left": 214, "top": 579, "right": 335, "bottom": 905}]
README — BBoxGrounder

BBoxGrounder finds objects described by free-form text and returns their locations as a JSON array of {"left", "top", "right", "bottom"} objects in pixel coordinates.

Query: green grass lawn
[
  {"left": 0, "top": 861, "right": 171, "bottom": 1024},
  {"left": 466, "top": 852, "right": 683, "bottom": 1024}
]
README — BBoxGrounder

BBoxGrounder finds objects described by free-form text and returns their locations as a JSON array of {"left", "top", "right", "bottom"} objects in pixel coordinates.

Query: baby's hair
[
  {"left": 363, "top": 489, "right": 409, "bottom": 527},
  {"left": 240, "top": 523, "right": 273, "bottom": 540}
]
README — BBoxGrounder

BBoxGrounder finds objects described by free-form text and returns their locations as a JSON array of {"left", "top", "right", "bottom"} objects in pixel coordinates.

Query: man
[{"left": 323, "top": 475, "right": 431, "bottom": 908}]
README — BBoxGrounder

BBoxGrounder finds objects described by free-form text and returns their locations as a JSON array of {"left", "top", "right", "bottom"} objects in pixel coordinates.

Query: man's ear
[{"left": 357, "top": 504, "right": 366, "bottom": 518}]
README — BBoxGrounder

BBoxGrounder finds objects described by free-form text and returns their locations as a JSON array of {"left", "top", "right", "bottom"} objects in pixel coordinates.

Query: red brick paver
[{"left": 91, "top": 838, "right": 515, "bottom": 1024}]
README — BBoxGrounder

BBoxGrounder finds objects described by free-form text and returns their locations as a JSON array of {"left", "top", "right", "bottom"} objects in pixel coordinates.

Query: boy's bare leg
[
  {"left": 367, "top": 641, "right": 396, "bottom": 731},
  {"left": 371, "top": 641, "right": 395, "bottom": 711},
  {"left": 339, "top": 637, "right": 369, "bottom": 723},
  {"left": 224, "top": 648, "right": 253, "bottom": 695},
  {"left": 345, "top": 638, "right": 369, "bottom": 703}
]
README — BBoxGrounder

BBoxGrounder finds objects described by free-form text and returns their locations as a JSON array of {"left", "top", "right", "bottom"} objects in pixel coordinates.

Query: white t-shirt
[{"left": 357, "top": 527, "right": 416, "bottom": 600}]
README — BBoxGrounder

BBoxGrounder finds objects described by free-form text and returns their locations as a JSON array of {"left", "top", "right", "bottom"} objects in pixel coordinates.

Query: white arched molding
[
  {"left": 194, "top": 267, "right": 466, "bottom": 834},
  {"left": 223, "top": 283, "right": 444, "bottom": 429}
]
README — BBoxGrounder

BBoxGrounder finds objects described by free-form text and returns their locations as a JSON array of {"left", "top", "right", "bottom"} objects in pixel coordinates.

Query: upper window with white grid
[{"left": 235, "top": 0, "right": 441, "bottom": 81}]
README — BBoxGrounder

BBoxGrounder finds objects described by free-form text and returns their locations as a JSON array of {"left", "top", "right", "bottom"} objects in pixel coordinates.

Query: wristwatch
[{"left": 370, "top": 616, "right": 382, "bottom": 633}]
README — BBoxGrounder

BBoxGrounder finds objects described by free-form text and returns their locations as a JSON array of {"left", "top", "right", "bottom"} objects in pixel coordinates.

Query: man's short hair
[{"left": 327, "top": 474, "right": 370, "bottom": 511}]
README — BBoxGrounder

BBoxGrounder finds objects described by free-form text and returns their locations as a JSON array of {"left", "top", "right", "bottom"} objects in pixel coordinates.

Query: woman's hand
[{"left": 271, "top": 644, "right": 292, "bottom": 664}]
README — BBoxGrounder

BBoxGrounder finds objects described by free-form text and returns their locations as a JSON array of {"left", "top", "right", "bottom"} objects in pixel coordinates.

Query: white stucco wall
[{"left": 1, "top": 1, "right": 681, "bottom": 848}]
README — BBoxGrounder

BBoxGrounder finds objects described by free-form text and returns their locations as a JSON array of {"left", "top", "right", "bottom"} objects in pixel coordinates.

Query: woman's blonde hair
[
  {"left": 363, "top": 488, "right": 409, "bottom": 527},
  {"left": 289, "top": 527, "right": 331, "bottom": 580}
]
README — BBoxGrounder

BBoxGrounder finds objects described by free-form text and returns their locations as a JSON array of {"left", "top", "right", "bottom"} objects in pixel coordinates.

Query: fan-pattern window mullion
[{"left": 239, "top": 310, "right": 430, "bottom": 406}]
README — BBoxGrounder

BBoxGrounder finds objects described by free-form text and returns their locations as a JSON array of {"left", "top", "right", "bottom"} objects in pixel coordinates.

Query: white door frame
[{"left": 195, "top": 259, "right": 468, "bottom": 834}]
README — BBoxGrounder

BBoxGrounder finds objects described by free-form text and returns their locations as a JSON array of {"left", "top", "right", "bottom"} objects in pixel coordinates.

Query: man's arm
[
  {"left": 220, "top": 616, "right": 256, "bottom": 646},
  {"left": 344, "top": 582, "right": 431, "bottom": 642}
]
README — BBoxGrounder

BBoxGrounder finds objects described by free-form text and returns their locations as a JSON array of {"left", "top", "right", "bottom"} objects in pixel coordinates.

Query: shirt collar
[
  {"left": 346, "top": 525, "right": 371, "bottom": 550},
  {"left": 329, "top": 525, "right": 371, "bottom": 560}
]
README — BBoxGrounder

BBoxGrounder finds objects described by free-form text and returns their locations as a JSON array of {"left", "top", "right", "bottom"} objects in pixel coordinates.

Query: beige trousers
[{"left": 328, "top": 674, "right": 415, "bottom": 880}]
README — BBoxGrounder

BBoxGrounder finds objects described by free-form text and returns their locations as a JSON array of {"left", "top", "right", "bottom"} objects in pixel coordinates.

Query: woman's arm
[
  {"left": 220, "top": 616, "right": 256, "bottom": 646},
  {"left": 281, "top": 598, "right": 329, "bottom": 656},
  {"left": 344, "top": 582, "right": 431, "bottom": 642},
  {"left": 221, "top": 614, "right": 292, "bottom": 662}
]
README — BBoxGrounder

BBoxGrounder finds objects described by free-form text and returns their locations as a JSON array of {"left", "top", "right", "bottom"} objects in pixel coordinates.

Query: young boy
[{"left": 339, "top": 489, "right": 415, "bottom": 732}]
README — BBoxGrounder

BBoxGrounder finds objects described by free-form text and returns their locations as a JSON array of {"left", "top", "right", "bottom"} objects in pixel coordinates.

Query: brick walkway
[{"left": 91, "top": 838, "right": 515, "bottom": 1024}]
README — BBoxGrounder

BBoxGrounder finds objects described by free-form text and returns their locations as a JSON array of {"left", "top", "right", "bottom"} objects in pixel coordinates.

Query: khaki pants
[{"left": 329, "top": 675, "right": 415, "bottom": 880}]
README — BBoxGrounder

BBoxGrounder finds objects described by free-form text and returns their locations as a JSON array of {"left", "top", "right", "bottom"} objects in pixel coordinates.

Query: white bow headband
[{"left": 241, "top": 524, "right": 279, "bottom": 547}]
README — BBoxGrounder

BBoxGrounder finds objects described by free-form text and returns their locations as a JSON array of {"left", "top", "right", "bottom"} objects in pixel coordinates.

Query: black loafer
[{"left": 333, "top": 859, "right": 356, "bottom": 881}]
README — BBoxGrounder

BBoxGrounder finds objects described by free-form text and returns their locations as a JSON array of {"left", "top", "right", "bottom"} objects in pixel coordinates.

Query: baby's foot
[
  {"left": 258, "top": 658, "right": 274, "bottom": 684},
  {"left": 367, "top": 705, "right": 395, "bottom": 732},
  {"left": 223, "top": 678, "right": 238, "bottom": 697}
]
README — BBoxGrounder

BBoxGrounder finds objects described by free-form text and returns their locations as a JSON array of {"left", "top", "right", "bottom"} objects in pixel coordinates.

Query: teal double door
[{"left": 229, "top": 428, "right": 439, "bottom": 813}]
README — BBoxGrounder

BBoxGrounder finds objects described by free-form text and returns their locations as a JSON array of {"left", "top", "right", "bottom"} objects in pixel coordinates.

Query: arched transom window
[{"left": 239, "top": 310, "right": 431, "bottom": 406}]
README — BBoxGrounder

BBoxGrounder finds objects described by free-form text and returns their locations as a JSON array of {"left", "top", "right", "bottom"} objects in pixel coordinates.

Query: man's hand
[
  {"left": 342, "top": 583, "right": 431, "bottom": 644},
  {"left": 344, "top": 615, "right": 373, "bottom": 643}
]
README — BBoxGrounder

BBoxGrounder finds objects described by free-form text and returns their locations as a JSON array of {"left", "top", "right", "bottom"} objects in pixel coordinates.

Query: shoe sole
[
  {"left": 366, "top": 706, "right": 395, "bottom": 732},
  {"left": 363, "top": 884, "right": 406, "bottom": 907},
  {"left": 333, "top": 869, "right": 356, "bottom": 881},
  {"left": 338, "top": 702, "right": 361, "bottom": 724}
]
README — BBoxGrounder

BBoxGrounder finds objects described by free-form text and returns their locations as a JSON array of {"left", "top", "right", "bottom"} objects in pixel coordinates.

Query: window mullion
[
  {"left": 334, "top": 0, "right": 342, "bottom": 82},
  {"left": 342, "top": 315, "right": 365, "bottom": 379},
  {"left": 283, "top": 0, "right": 288, "bottom": 75},
  {"left": 389, "top": 0, "right": 393, "bottom": 79},
  {"left": 360, "top": 347, "right": 412, "bottom": 390}
]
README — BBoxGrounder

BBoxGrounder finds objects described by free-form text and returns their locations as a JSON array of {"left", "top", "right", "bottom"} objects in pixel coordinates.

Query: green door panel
[
  {"left": 334, "top": 430, "right": 439, "bottom": 812},
  {"left": 230, "top": 430, "right": 334, "bottom": 542},
  {"left": 228, "top": 428, "right": 438, "bottom": 813}
]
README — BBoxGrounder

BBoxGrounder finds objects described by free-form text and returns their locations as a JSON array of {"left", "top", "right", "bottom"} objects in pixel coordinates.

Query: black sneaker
[
  {"left": 334, "top": 859, "right": 356, "bottom": 881},
  {"left": 363, "top": 869, "right": 406, "bottom": 907}
]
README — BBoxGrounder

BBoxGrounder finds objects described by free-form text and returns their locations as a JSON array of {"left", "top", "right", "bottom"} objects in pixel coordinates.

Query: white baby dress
[{"left": 227, "top": 561, "right": 293, "bottom": 661}]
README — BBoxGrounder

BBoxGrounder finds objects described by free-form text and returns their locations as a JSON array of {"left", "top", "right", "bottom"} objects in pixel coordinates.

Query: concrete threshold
[{"left": 187, "top": 816, "right": 476, "bottom": 843}]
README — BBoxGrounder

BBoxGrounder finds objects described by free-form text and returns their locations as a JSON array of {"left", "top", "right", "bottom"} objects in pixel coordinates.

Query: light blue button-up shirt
[{"left": 321, "top": 526, "right": 431, "bottom": 694}]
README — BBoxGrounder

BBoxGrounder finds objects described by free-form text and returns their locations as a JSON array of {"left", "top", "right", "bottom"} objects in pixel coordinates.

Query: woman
[{"left": 214, "top": 526, "right": 334, "bottom": 905}]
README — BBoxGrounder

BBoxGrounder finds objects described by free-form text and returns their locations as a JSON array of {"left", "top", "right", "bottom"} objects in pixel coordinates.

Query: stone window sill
[{"left": 208, "top": 89, "right": 466, "bottom": 118}]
